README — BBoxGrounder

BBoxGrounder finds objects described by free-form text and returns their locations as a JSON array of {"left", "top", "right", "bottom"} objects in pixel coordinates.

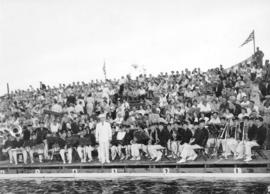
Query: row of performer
[{"left": 1, "top": 114, "right": 267, "bottom": 164}]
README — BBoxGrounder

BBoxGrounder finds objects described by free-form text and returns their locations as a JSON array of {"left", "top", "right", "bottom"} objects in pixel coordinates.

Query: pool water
[{"left": 0, "top": 178, "right": 270, "bottom": 194}]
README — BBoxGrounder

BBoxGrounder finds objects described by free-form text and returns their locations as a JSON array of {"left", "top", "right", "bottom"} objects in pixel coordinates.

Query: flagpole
[
  {"left": 103, "top": 60, "right": 107, "bottom": 81},
  {"left": 253, "top": 30, "right": 256, "bottom": 54},
  {"left": 7, "top": 83, "right": 10, "bottom": 99}
]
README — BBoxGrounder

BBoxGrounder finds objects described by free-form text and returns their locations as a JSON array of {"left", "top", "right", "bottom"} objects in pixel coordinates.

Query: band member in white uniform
[{"left": 95, "top": 114, "right": 112, "bottom": 164}]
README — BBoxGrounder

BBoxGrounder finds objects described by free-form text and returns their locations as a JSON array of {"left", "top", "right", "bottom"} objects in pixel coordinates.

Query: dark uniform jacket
[
  {"left": 256, "top": 125, "right": 267, "bottom": 146},
  {"left": 133, "top": 130, "right": 149, "bottom": 145},
  {"left": 178, "top": 128, "right": 193, "bottom": 145},
  {"left": 158, "top": 127, "right": 171, "bottom": 147},
  {"left": 191, "top": 127, "right": 209, "bottom": 147}
]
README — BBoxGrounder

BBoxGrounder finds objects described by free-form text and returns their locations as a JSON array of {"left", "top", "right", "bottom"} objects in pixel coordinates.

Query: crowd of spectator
[{"left": 0, "top": 47, "right": 269, "bottom": 165}]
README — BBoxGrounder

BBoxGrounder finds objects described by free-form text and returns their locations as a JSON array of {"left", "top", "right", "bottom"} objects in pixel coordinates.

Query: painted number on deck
[
  {"left": 111, "top": 169, "right": 118, "bottom": 173},
  {"left": 35, "top": 169, "right": 40, "bottom": 174},
  {"left": 72, "top": 169, "right": 78, "bottom": 173},
  {"left": 234, "top": 168, "right": 242, "bottom": 174},
  {"left": 163, "top": 168, "right": 170, "bottom": 174}
]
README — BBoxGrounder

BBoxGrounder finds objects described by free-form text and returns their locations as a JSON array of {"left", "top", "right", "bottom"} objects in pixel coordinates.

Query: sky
[{"left": 1, "top": 0, "right": 270, "bottom": 95}]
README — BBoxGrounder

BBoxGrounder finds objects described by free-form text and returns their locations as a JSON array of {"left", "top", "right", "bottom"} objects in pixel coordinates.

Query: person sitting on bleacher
[
  {"left": 130, "top": 124, "right": 149, "bottom": 161},
  {"left": 177, "top": 119, "right": 209, "bottom": 163},
  {"left": 34, "top": 121, "right": 49, "bottom": 160},
  {"left": 168, "top": 123, "right": 180, "bottom": 159},
  {"left": 111, "top": 124, "right": 126, "bottom": 161},
  {"left": 46, "top": 131, "right": 67, "bottom": 164},
  {"left": 77, "top": 129, "right": 94, "bottom": 163},
  {"left": 157, "top": 119, "right": 171, "bottom": 156},
  {"left": 147, "top": 123, "right": 164, "bottom": 162},
  {"left": 244, "top": 117, "right": 266, "bottom": 162},
  {"left": 27, "top": 132, "right": 45, "bottom": 163},
  {"left": 122, "top": 124, "right": 134, "bottom": 160},
  {"left": 2, "top": 135, "right": 15, "bottom": 164},
  {"left": 178, "top": 121, "right": 193, "bottom": 155},
  {"left": 65, "top": 130, "right": 79, "bottom": 164}
]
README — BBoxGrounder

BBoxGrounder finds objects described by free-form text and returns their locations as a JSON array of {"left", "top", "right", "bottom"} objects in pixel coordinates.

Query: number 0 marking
[
  {"left": 72, "top": 169, "right": 78, "bottom": 173},
  {"left": 163, "top": 168, "right": 170, "bottom": 174},
  {"left": 111, "top": 169, "right": 118, "bottom": 173},
  {"left": 234, "top": 167, "right": 242, "bottom": 174}
]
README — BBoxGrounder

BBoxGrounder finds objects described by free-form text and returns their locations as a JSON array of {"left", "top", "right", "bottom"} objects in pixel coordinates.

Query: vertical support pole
[
  {"left": 7, "top": 83, "right": 10, "bottom": 98},
  {"left": 253, "top": 30, "right": 256, "bottom": 55}
]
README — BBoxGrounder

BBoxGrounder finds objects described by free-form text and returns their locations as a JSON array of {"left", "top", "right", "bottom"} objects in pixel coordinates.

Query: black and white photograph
[{"left": 0, "top": 0, "right": 270, "bottom": 193}]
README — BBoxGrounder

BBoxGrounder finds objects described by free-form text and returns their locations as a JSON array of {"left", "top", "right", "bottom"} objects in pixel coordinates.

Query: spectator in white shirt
[
  {"left": 50, "top": 118, "right": 60, "bottom": 134},
  {"left": 75, "top": 101, "right": 84, "bottom": 114},
  {"left": 240, "top": 96, "right": 250, "bottom": 108},
  {"left": 209, "top": 112, "right": 221, "bottom": 125},
  {"left": 198, "top": 100, "right": 212, "bottom": 115},
  {"left": 238, "top": 108, "right": 249, "bottom": 120},
  {"left": 51, "top": 100, "right": 62, "bottom": 113}
]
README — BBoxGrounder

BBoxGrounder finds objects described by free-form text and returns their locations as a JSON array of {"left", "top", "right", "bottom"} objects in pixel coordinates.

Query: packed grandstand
[{"left": 0, "top": 47, "right": 269, "bottom": 165}]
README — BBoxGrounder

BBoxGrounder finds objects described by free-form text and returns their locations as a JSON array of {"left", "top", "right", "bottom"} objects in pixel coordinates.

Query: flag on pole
[
  {"left": 240, "top": 30, "right": 254, "bottom": 47},
  {"left": 103, "top": 61, "right": 107, "bottom": 79}
]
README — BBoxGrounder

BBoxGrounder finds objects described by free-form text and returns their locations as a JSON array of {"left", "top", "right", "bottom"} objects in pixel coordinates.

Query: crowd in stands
[{"left": 0, "top": 47, "right": 269, "bottom": 165}]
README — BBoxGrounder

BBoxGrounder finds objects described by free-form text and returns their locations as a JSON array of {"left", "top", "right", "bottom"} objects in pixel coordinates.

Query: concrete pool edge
[{"left": 0, "top": 173, "right": 270, "bottom": 179}]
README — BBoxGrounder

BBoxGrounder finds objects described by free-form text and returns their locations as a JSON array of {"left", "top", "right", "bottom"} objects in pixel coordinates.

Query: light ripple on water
[{"left": 0, "top": 178, "right": 269, "bottom": 194}]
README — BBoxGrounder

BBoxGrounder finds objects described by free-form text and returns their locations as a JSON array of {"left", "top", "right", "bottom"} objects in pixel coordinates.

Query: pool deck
[{"left": 0, "top": 151, "right": 269, "bottom": 175}]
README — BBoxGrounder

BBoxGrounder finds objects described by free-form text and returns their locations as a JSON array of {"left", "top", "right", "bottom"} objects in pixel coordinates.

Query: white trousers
[
  {"left": 147, "top": 145, "right": 163, "bottom": 159},
  {"left": 206, "top": 138, "right": 221, "bottom": 154},
  {"left": 125, "top": 145, "right": 131, "bottom": 158},
  {"left": 180, "top": 143, "right": 201, "bottom": 160},
  {"left": 98, "top": 141, "right": 110, "bottom": 163},
  {"left": 111, "top": 145, "right": 123, "bottom": 160},
  {"left": 27, "top": 147, "right": 44, "bottom": 163},
  {"left": 11, "top": 149, "right": 28, "bottom": 164},
  {"left": 130, "top": 144, "right": 148, "bottom": 158},
  {"left": 245, "top": 140, "right": 259, "bottom": 159},
  {"left": 77, "top": 146, "right": 94, "bottom": 162},
  {"left": 225, "top": 138, "right": 238, "bottom": 156},
  {"left": 168, "top": 141, "right": 182, "bottom": 157},
  {"left": 60, "top": 148, "right": 73, "bottom": 163},
  {"left": 236, "top": 141, "right": 245, "bottom": 158}
]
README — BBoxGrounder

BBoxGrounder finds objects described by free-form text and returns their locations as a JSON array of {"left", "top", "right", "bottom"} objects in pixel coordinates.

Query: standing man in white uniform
[{"left": 95, "top": 114, "right": 112, "bottom": 164}]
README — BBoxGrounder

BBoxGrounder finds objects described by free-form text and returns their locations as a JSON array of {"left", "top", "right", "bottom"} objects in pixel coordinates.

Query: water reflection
[{"left": 0, "top": 178, "right": 269, "bottom": 194}]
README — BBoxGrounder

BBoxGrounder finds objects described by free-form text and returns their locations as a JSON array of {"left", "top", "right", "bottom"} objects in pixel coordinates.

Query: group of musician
[{"left": 1, "top": 111, "right": 267, "bottom": 165}]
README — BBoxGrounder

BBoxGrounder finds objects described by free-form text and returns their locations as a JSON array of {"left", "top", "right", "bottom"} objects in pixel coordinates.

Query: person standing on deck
[{"left": 95, "top": 114, "right": 112, "bottom": 164}]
